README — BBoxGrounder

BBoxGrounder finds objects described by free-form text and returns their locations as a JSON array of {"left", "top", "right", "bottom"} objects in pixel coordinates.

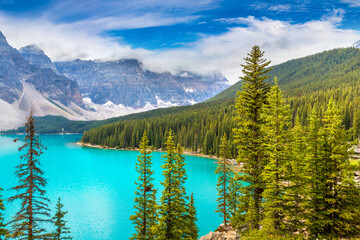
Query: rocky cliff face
[
  {"left": 0, "top": 33, "right": 83, "bottom": 108},
  {"left": 20, "top": 45, "right": 58, "bottom": 73},
  {"left": 0, "top": 31, "right": 25, "bottom": 103},
  {"left": 54, "top": 59, "right": 229, "bottom": 108}
]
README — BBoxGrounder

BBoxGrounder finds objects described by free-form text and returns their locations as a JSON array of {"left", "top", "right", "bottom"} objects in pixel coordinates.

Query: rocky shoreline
[
  {"left": 77, "top": 141, "right": 221, "bottom": 160},
  {"left": 77, "top": 142, "right": 244, "bottom": 174}
]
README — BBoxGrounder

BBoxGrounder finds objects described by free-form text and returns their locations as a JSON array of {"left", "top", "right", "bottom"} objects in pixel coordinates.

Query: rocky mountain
[
  {"left": 0, "top": 31, "right": 23, "bottom": 104},
  {"left": 0, "top": 30, "right": 229, "bottom": 130},
  {"left": 19, "top": 45, "right": 58, "bottom": 73},
  {"left": 0, "top": 32, "right": 83, "bottom": 107},
  {"left": 54, "top": 59, "right": 228, "bottom": 108},
  {"left": 0, "top": 31, "right": 85, "bottom": 130},
  {"left": 19, "top": 43, "right": 228, "bottom": 109}
]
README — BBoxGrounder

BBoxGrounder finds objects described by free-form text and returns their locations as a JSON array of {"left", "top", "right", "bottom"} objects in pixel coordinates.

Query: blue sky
[{"left": 1, "top": 0, "right": 360, "bottom": 82}]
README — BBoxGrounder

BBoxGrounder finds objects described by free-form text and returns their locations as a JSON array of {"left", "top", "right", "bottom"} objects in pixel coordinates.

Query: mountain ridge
[
  {"left": 0, "top": 30, "right": 229, "bottom": 130},
  {"left": 54, "top": 57, "right": 228, "bottom": 108},
  {"left": 0, "top": 31, "right": 87, "bottom": 130},
  {"left": 19, "top": 45, "right": 59, "bottom": 73},
  {"left": 19, "top": 43, "right": 229, "bottom": 108}
]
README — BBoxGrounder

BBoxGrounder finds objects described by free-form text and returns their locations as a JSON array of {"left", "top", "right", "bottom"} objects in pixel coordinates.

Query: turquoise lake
[{"left": 0, "top": 134, "right": 221, "bottom": 239}]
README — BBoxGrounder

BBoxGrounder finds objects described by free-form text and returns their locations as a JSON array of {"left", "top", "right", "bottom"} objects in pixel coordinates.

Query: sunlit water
[{"left": 0, "top": 134, "right": 221, "bottom": 239}]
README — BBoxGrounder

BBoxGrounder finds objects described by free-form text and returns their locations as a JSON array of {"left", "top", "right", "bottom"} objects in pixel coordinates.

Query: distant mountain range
[
  {"left": 54, "top": 59, "right": 227, "bottom": 108},
  {"left": 4, "top": 44, "right": 360, "bottom": 134},
  {"left": 0, "top": 31, "right": 228, "bottom": 130}
]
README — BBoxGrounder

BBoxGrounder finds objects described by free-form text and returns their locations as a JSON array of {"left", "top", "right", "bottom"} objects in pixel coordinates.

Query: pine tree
[
  {"left": 0, "top": 188, "right": 8, "bottom": 239},
  {"left": 310, "top": 99, "right": 360, "bottom": 238},
  {"left": 52, "top": 197, "right": 73, "bottom": 240},
  {"left": 233, "top": 45, "right": 271, "bottom": 230},
  {"left": 153, "top": 130, "right": 184, "bottom": 240},
  {"left": 283, "top": 116, "right": 306, "bottom": 234},
  {"left": 260, "top": 79, "right": 291, "bottom": 234},
  {"left": 184, "top": 193, "right": 199, "bottom": 240},
  {"left": 9, "top": 111, "right": 51, "bottom": 239},
  {"left": 215, "top": 133, "right": 232, "bottom": 226},
  {"left": 228, "top": 173, "right": 242, "bottom": 221},
  {"left": 130, "top": 132, "right": 157, "bottom": 240},
  {"left": 175, "top": 144, "right": 189, "bottom": 237},
  {"left": 353, "top": 109, "right": 360, "bottom": 140},
  {"left": 304, "top": 108, "right": 324, "bottom": 237}
]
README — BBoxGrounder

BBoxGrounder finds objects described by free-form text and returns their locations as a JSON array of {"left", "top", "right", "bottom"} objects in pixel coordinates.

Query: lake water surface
[{"left": 0, "top": 134, "right": 221, "bottom": 239}]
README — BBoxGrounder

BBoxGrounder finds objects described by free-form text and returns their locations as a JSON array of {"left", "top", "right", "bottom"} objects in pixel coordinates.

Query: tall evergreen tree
[
  {"left": 260, "top": 79, "right": 291, "bottom": 234},
  {"left": 184, "top": 193, "right": 199, "bottom": 240},
  {"left": 283, "top": 116, "right": 306, "bottom": 234},
  {"left": 130, "top": 132, "right": 157, "bottom": 240},
  {"left": 353, "top": 109, "right": 360, "bottom": 140},
  {"left": 9, "top": 111, "right": 51, "bottom": 239},
  {"left": 0, "top": 188, "right": 8, "bottom": 239},
  {"left": 309, "top": 99, "right": 360, "bottom": 238},
  {"left": 175, "top": 144, "right": 189, "bottom": 237},
  {"left": 215, "top": 133, "right": 232, "bottom": 226},
  {"left": 228, "top": 173, "right": 242, "bottom": 222},
  {"left": 52, "top": 197, "right": 73, "bottom": 240},
  {"left": 304, "top": 108, "right": 324, "bottom": 237},
  {"left": 153, "top": 130, "right": 184, "bottom": 240},
  {"left": 233, "top": 45, "right": 271, "bottom": 230}
]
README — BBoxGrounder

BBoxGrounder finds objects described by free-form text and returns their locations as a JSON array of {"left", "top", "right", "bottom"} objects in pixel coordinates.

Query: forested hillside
[
  {"left": 81, "top": 99, "right": 237, "bottom": 156},
  {"left": 209, "top": 47, "right": 360, "bottom": 126},
  {"left": 82, "top": 48, "right": 360, "bottom": 156}
]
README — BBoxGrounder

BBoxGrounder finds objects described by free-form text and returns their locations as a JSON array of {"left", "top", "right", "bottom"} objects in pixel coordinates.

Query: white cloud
[
  {"left": 250, "top": 1, "right": 314, "bottom": 13},
  {"left": 321, "top": 8, "right": 345, "bottom": 25},
  {"left": 42, "top": 0, "right": 217, "bottom": 23},
  {"left": 0, "top": 13, "right": 153, "bottom": 60},
  {"left": 141, "top": 11, "right": 360, "bottom": 83},
  {"left": 1, "top": 10, "right": 360, "bottom": 84},
  {"left": 69, "top": 14, "right": 198, "bottom": 34},
  {"left": 341, "top": 0, "right": 360, "bottom": 7},
  {"left": 268, "top": 4, "right": 291, "bottom": 12}
]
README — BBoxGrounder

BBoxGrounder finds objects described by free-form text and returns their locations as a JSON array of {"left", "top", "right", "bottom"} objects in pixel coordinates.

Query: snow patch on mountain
[
  {"left": 82, "top": 98, "right": 138, "bottom": 119},
  {"left": 81, "top": 97, "right": 179, "bottom": 120},
  {"left": 0, "top": 81, "right": 86, "bottom": 130},
  {"left": 17, "top": 81, "right": 82, "bottom": 119},
  {"left": 0, "top": 99, "right": 25, "bottom": 131},
  {"left": 154, "top": 96, "right": 179, "bottom": 108}
]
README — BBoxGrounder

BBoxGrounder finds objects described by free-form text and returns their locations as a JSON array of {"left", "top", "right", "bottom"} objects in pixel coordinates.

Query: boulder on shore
[{"left": 199, "top": 223, "right": 240, "bottom": 240}]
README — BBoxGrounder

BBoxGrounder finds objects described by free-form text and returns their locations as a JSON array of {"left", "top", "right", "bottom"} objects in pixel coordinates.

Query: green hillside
[
  {"left": 208, "top": 47, "right": 360, "bottom": 103},
  {"left": 80, "top": 47, "right": 360, "bottom": 156}
]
